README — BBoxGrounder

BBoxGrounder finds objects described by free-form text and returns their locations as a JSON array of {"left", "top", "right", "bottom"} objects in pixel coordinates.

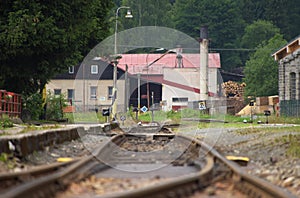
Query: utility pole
[
  {"left": 151, "top": 91, "right": 154, "bottom": 122},
  {"left": 137, "top": 73, "right": 141, "bottom": 115},
  {"left": 124, "top": 64, "right": 128, "bottom": 112}
]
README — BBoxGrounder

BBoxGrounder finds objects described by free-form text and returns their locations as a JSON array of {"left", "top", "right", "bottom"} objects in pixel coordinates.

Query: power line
[{"left": 115, "top": 44, "right": 257, "bottom": 52}]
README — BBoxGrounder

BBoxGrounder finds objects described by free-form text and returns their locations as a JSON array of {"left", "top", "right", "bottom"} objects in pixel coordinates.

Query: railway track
[
  {"left": 0, "top": 158, "right": 80, "bottom": 193},
  {"left": 1, "top": 133, "right": 296, "bottom": 198}
]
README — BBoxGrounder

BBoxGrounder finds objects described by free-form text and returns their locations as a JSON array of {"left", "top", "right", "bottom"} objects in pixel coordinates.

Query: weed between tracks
[{"left": 274, "top": 134, "right": 300, "bottom": 158}]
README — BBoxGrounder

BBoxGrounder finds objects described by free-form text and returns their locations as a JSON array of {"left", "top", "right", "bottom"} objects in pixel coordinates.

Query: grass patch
[
  {"left": 19, "top": 124, "right": 60, "bottom": 134},
  {"left": 287, "top": 137, "right": 300, "bottom": 157},
  {"left": 64, "top": 109, "right": 300, "bottom": 127},
  {"left": 275, "top": 134, "right": 300, "bottom": 158},
  {"left": 234, "top": 126, "right": 300, "bottom": 135},
  {"left": 0, "top": 153, "right": 16, "bottom": 169},
  {"left": 64, "top": 112, "right": 107, "bottom": 123},
  {"left": 0, "top": 116, "right": 14, "bottom": 129}
]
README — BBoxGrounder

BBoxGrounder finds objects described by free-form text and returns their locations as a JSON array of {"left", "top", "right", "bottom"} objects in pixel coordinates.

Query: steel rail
[
  {"left": 1, "top": 135, "right": 125, "bottom": 198},
  {"left": 199, "top": 140, "right": 297, "bottom": 198},
  {"left": 101, "top": 154, "right": 214, "bottom": 198},
  {"left": 2, "top": 134, "right": 297, "bottom": 198},
  {"left": 98, "top": 135, "right": 296, "bottom": 198},
  {"left": 0, "top": 158, "right": 80, "bottom": 191}
]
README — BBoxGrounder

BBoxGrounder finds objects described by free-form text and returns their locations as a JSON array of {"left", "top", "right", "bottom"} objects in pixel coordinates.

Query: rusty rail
[{"left": 1, "top": 134, "right": 297, "bottom": 198}]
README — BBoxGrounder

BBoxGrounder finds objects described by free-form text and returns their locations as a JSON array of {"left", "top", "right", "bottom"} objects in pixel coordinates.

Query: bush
[
  {"left": 22, "top": 93, "right": 44, "bottom": 120},
  {"left": 45, "top": 91, "right": 67, "bottom": 120},
  {"left": 0, "top": 117, "right": 13, "bottom": 128}
]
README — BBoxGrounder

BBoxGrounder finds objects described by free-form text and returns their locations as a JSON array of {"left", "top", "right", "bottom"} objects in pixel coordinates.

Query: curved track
[
  {"left": 0, "top": 158, "right": 79, "bottom": 193},
  {"left": 2, "top": 133, "right": 296, "bottom": 198}
]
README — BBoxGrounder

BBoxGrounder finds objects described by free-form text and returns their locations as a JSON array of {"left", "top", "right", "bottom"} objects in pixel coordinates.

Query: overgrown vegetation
[
  {"left": 286, "top": 135, "right": 300, "bottom": 158},
  {"left": 0, "top": 116, "right": 13, "bottom": 129},
  {"left": 64, "top": 112, "right": 107, "bottom": 124},
  {"left": 136, "top": 109, "right": 300, "bottom": 125},
  {"left": 22, "top": 91, "right": 68, "bottom": 121},
  {"left": 275, "top": 134, "right": 300, "bottom": 158},
  {"left": 22, "top": 92, "right": 44, "bottom": 121},
  {"left": 45, "top": 92, "right": 67, "bottom": 120},
  {"left": 0, "top": 153, "right": 16, "bottom": 169},
  {"left": 19, "top": 124, "right": 60, "bottom": 134}
]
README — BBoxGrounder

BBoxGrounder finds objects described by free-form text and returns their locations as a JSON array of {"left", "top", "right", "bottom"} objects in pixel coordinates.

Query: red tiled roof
[{"left": 117, "top": 53, "right": 220, "bottom": 75}]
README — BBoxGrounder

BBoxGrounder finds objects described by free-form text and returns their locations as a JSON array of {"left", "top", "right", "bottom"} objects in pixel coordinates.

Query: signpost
[
  {"left": 102, "top": 109, "right": 110, "bottom": 122},
  {"left": 199, "top": 101, "right": 206, "bottom": 110},
  {"left": 140, "top": 106, "right": 148, "bottom": 113}
]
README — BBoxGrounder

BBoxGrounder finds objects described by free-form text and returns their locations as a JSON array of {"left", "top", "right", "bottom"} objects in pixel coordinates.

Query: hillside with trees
[{"left": 1, "top": 0, "right": 299, "bottom": 99}]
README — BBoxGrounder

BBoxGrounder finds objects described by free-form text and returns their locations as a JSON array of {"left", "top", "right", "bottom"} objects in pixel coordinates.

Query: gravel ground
[
  {"left": 179, "top": 125, "right": 300, "bottom": 197},
  {"left": 217, "top": 129, "right": 300, "bottom": 197},
  {"left": 0, "top": 124, "right": 299, "bottom": 197}
]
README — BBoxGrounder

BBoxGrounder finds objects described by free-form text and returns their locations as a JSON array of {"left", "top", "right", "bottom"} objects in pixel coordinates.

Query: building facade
[
  {"left": 118, "top": 53, "right": 221, "bottom": 111},
  {"left": 47, "top": 51, "right": 222, "bottom": 114},
  {"left": 46, "top": 59, "right": 126, "bottom": 112},
  {"left": 273, "top": 35, "right": 300, "bottom": 116}
]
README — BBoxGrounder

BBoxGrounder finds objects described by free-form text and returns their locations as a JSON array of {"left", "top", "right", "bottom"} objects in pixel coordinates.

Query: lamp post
[
  {"left": 111, "top": 6, "right": 132, "bottom": 120},
  {"left": 114, "top": 6, "right": 132, "bottom": 54}
]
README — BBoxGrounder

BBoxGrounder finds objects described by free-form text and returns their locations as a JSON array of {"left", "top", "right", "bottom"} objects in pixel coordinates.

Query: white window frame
[
  {"left": 91, "top": 65, "right": 98, "bottom": 74},
  {"left": 68, "top": 66, "right": 74, "bottom": 74},
  {"left": 90, "top": 86, "right": 97, "bottom": 99}
]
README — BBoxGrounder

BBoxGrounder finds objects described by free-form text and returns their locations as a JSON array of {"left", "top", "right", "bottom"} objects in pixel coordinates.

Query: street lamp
[
  {"left": 111, "top": 6, "right": 132, "bottom": 120},
  {"left": 114, "top": 7, "right": 133, "bottom": 55}
]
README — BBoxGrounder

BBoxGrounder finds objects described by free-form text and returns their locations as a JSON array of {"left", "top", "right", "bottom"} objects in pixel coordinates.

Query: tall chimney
[{"left": 199, "top": 26, "right": 209, "bottom": 101}]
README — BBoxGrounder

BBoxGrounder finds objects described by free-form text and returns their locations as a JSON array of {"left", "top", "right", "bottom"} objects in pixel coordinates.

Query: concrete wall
[
  {"left": 162, "top": 67, "right": 218, "bottom": 111},
  {"left": 0, "top": 127, "right": 80, "bottom": 157},
  {"left": 0, "top": 124, "right": 111, "bottom": 158}
]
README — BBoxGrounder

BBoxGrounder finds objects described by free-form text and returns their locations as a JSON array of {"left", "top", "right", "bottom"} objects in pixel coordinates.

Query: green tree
[
  {"left": 240, "top": 20, "right": 280, "bottom": 65},
  {"left": 171, "top": 0, "right": 246, "bottom": 70},
  {"left": 0, "top": 0, "right": 113, "bottom": 96},
  {"left": 241, "top": 20, "right": 280, "bottom": 50},
  {"left": 263, "top": 0, "right": 300, "bottom": 41},
  {"left": 120, "top": 0, "right": 173, "bottom": 28},
  {"left": 243, "top": 34, "right": 286, "bottom": 98},
  {"left": 45, "top": 91, "right": 67, "bottom": 120},
  {"left": 240, "top": 0, "right": 300, "bottom": 41}
]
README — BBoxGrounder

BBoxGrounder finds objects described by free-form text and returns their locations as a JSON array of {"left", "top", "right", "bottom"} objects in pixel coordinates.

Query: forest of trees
[{"left": 1, "top": 0, "right": 299, "bottom": 98}]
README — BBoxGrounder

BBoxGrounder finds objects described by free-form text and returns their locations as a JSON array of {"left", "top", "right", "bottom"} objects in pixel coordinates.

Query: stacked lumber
[{"left": 222, "top": 81, "right": 246, "bottom": 98}]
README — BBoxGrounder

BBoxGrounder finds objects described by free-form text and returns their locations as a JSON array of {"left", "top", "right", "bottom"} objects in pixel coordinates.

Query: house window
[
  {"left": 91, "top": 65, "right": 98, "bottom": 74},
  {"left": 67, "top": 89, "right": 74, "bottom": 100},
  {"left": 90, "top": 86, "right": 97, "bottom": 99},
  {"left": 108, "top": 86, "right": 114, "bottom": 99},
  {"left": 68, "top": 66, "right": 74, "bottom": 74},
  {"left": 172, "top": 97, "right": 188, "bottom": 103},
  {"left": 54, "top": 89, "right": 61, "bottom": 95},
  {"left": 290, "top": 72, "right": 296, "bottom": 100}
]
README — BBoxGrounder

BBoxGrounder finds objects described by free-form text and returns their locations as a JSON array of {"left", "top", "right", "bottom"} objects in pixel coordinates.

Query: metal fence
[
  {"left": 280, "top": 100, "right": 300, "bottom": 117},
  {"left": 0, "top": 90, "right": 22, "bottom": 118}
]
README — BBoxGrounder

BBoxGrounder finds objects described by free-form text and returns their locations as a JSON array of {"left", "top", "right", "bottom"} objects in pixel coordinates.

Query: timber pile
[{"left": 222, "top": 81, "right": 246, "bottom": 98}]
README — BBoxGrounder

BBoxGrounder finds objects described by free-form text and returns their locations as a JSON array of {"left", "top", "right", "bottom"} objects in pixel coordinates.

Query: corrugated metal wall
[{"left": 280, "top": 100, "right": 300, "bottom": 117}]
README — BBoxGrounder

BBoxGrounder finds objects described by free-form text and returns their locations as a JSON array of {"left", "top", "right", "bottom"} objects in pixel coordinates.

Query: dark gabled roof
[{"left": 52, "top": 59, "right": 125, "bottom": 80}]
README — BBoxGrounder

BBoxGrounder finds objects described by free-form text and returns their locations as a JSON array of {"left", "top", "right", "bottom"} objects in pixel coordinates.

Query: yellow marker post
[
  {"left": 226, "top": 155, "right": 249, "bottom": 166},
  {"left": 57, "top": 157, "right": 73, "bottom": 162}
]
